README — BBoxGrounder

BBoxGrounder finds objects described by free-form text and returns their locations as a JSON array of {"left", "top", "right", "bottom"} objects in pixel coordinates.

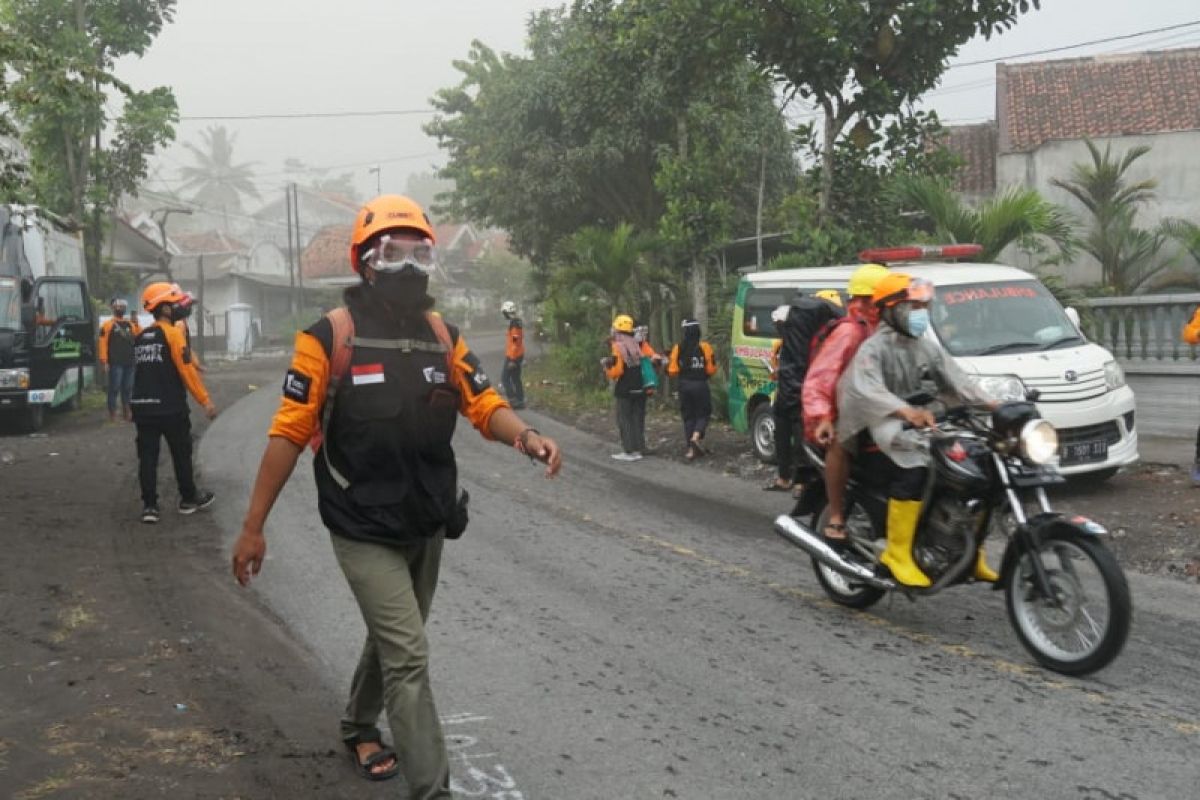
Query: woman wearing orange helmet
[
  {"left": 836, "top": 273, "right": 998, "bottom": 587},
  {"left": 230, "top": 195, "right": 561, "bottom": 796},
  {"left": 129, "top": 282, "right": 217, "bottom": 524}
]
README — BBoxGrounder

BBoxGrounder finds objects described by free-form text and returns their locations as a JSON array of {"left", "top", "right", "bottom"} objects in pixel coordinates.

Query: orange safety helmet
[
  {"left": 872, "top": 272, "right": 934, "bottom": 309},
  {"left": 349, "top": 195, "right": 436, "bottom": 272},
  {"left": 142, "top": 281, "right": 187, "bottom": 313}
]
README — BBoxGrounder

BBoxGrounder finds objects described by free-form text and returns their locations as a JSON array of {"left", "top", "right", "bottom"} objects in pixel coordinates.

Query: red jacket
[{"left": 802, "top": 305, "right": 877, "bottom": 441}]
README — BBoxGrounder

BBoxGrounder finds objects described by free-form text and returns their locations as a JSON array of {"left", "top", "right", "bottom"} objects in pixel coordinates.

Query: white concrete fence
[{"left": 1082, "top": 293, "right": 1200, "bottom": 437}]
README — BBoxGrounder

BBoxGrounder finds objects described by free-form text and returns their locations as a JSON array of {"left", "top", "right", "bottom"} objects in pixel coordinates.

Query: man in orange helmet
[
  {"left": 230, "top": 195, "right": 561, "bottom": 797},
  {"left": 130, "top": 282, "right": 218, "bottom": 524},
  {"left": 837, "top": 273, "right": 998, "bottom": 587}
]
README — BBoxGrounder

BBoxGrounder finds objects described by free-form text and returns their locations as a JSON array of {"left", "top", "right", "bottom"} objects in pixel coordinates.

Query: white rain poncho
[{"left": 835, "top": 320, "right": 995, "bottom": 468}]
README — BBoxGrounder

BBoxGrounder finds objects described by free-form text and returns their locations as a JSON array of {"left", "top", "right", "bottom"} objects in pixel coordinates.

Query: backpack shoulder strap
[
  {"left": 310, "top": 307, "right": 355, "bottom": 455},
  {"left": 424, "top": 311, "right": 455, "bottom": 376}
]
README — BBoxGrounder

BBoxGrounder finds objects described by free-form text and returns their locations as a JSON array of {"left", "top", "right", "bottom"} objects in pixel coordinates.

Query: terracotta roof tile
[
  {"left": 937, "top": 122, "right": 998, "bottom": 194},
  {"left": 301, "top": 225, "right": 354, "bottom": 280},
  {"left": 170, "top": 230, "right": 248, "bottom": 255},
  {"left": 997, "top": 47, "right": 1200, "bottom": 153}
]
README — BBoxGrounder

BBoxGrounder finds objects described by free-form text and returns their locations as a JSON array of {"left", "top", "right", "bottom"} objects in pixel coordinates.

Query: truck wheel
[
  {"left": 750, "top": 402, "right": 777, "bottom": 464},
  {"left": 25, "top": 405, "right": 45, "bottom": 432}
]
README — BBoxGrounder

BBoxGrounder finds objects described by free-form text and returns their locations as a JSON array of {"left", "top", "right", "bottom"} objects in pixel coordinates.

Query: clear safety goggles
[
  {"left": 362, "top": 235, "right": 436, "bottom": 275},
  {"left": 906, "top": 278, "right": 935, "bottom": 304}
]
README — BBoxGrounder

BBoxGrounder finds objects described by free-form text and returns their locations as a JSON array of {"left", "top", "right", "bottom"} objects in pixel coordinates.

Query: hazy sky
[{"left": 115, "top": 0, "right": 1200, "bottom": 208}]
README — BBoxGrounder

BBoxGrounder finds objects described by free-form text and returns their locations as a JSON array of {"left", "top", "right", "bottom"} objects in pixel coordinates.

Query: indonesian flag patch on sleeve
[{"left": 351, "top": 363, "right": 385, "bottom": 385}]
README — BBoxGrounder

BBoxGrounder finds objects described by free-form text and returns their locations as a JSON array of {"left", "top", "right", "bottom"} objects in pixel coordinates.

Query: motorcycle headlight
[
  {"left": 1019, "top": 419, "right": 1059, "bottom": 465},
  {"left": 977, "top": 374, "right": 1027, "bottom": 402},
  {"left": 1104, "top": 360, "right": 1126, "bottom": 391}
]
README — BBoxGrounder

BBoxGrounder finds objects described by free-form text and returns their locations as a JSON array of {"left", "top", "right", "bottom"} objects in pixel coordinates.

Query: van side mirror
[{"left": 1065, "top": 306, "right": 1081, "bottom": 329}]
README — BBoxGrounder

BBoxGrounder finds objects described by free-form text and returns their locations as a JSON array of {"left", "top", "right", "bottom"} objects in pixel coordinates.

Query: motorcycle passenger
[
  {"left": 500, "top": 300, "right": 526, "bottom": 409},
  {"left": 230, "top": 194, "right": 561, "bottom": 797},
  {"left": 801, "top": 264, "right": 891, "bottom": 544},
  {"left": 765, "top": 290, "right": 843, "bottom": 493},
  {"left": 836, "top": 273, "right": 998, "bottom": 587}
]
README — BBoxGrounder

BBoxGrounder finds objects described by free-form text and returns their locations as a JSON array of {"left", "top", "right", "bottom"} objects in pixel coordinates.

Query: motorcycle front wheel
[
  {"left": 1004, "top": 530, "right": 1131, "bottom": 676},
  {"left": 812, "top": 501, "right": 886, "bottom": 610}
]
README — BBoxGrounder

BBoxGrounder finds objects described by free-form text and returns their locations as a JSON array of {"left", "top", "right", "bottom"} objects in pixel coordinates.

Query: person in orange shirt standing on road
[
  {"left": 230, "top": 195, "right": 561, "bottom": 798},
  {"left": 98, "top": 297, "right": 140, "bottom": 422},
  {"left": 500, "top": 299, "right": 526, "bottom": 408},
  {"left": 1183, "top": 305, "right": 1200, "bottom": 485},
  {"left": 130, "top": 283, "right": 217, "bottom": 524}
]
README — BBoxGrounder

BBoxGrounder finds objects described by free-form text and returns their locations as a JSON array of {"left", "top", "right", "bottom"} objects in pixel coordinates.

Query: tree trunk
[
  {"left": 819, "top": 101, "right": 838, "bottom": 219},
  {"left": 691, "top": 257, "right": 707, "bottom": 330}
]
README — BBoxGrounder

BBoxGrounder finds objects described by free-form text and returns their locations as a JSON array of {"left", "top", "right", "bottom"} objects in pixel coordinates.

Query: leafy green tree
[
  {"left": 551, "top": 223, "right": 658, "bottom": 321},
  {"left": 1163, "top": 219, "right": 1200, "bottom": 271},
  {"left": 736, "top": 0, "right": 1040, "bottom": 214},
  {"left": 2, "top": 0, "right": 178, "bottom": 295},
  {"left": 892, "top": 174, "right": 1074, "bottom": 262},
  {"left": 179, "top": 125, "right": 260, "bottom": 219},
  {"left": 0, "top": 38, "right": 32, "bottom": 200},
  {"left": 1051, "top": 140, "right": 1172, "bottom": 293}
]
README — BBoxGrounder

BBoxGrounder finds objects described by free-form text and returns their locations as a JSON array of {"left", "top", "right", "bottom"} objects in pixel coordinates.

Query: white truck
[{"left": 0, "top": 205, "right": 96, "bottom": 431}]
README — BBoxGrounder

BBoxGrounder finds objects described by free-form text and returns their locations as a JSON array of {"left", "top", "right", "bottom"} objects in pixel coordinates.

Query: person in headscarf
[
  {"left": 602, "top": 314, "right": 663, "bottom": 461},
  {"left": 667, "top": 318, "right": 717, "bottom": 460}
]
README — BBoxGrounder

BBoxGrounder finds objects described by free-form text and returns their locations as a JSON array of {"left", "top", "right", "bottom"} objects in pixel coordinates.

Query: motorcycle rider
[
  {"left": 801, "top": 264, "right": 890, "bottom": 544},
  {"left": 836, "top": 273, "right": 998, "bottom": 587}
]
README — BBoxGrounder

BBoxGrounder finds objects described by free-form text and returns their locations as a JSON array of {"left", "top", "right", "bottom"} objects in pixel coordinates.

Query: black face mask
[
  {"left": 113, "top": 309, "right": 126, "bottom": 318},
  {"left": 171, "top": 304, "right": 192, "bottom": 323},
  {"left": 370, "top": 271, "right": 430, "bottom": 317}
]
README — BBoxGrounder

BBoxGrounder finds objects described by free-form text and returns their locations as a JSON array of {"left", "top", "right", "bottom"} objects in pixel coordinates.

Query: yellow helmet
[
  {"left": 815, "top": 289, "right": 843, "bottom": 308},
  {"left": 848, "top": 263, "right": 889, "bottom": 297},
  {"left": 612, "top": 314, "right": 635, "bottom": 334}
]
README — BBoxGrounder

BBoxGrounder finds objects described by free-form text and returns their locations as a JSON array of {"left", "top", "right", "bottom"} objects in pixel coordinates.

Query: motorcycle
[{"left": 774, "top": 399, "right": 1132, "bottom": 676}]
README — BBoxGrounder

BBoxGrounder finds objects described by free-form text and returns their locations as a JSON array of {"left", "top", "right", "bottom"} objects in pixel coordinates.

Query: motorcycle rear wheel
[
  {"left": 812, "top": 501, "right": 886, "bottom": 609},
  {"left": 1004, "top": 530, "right": 1131, "bottom": 676}
]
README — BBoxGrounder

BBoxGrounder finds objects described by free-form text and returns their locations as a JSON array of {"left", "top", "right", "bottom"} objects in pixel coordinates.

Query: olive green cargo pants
[{"left": 331, "top": 531, "right": 450, "bottom": 800}]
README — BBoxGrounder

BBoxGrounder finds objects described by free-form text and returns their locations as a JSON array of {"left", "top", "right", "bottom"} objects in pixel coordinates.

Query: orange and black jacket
[
  {"left": 99, "top": 317, "right": 140, "bottom": 367},
  {"left": 130, "top": 320, "right": 210, "bottom": 418},
  {"left": 604, "top": 338, "right": 658, "bottom": 396},
  {"left": 1183, "top": 307, "right": 1200, "bottom": 345},
  {"left": 269, "top": 304, "right": 507, "bottom": 544},
  {"left": 667, "top": 341, "right": 717, "bottom": 381},
  {"left": 506, "top": 317, "right": 525, "bottom": 360}
]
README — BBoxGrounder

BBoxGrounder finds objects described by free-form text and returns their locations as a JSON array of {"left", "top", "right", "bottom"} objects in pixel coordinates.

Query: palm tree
[
  {"left": 891, "top": 174, "right": 1074, "bottom": 262},
  {"left": 178, "top": 126, "right": 259, "bottom": 220},
  {"left": 1050, "top": 139, "right": 1170, "bottom": 293},
  {"left": 554, "top": 223, "right": 654, "bottom": 319}
]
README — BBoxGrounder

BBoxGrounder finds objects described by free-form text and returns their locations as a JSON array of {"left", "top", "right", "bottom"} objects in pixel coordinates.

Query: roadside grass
[{"left": 522, "top": 357, "right": 611, "bottom": 416}]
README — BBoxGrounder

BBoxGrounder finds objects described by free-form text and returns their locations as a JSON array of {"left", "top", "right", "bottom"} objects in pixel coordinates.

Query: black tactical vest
[
  {"left": 678, "top": 344, "right": 709, "bottom": 381},
  {"left": 311, "top": 308, "right": 463, "bottom": 544},
  {"left": 107, "top": 319, "right": 137, "bottom": 366},
  {"left": 130, "top": 323, "right": 187, "bottom": 417}
]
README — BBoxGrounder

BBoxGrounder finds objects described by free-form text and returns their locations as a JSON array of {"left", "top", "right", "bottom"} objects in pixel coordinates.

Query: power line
[
  {"left": 179, "top": 108, "right": 436, "bottom": 122},
  {"left": 948, "top": 18, "right": 1200, "bottom": 70}
]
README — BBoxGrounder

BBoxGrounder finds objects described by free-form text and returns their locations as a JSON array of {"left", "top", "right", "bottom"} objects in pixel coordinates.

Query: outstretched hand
[{"left": 524, "top": 432, "right": 562, "bottom": 478}]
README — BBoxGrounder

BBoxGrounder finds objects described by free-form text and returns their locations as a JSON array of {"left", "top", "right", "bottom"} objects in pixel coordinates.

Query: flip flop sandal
[
  {"left": 345, "top": 736, "right": 400, "bottom": 782},
  {"left": 823, "top": 522, "right": 849, "bottom": 550}
]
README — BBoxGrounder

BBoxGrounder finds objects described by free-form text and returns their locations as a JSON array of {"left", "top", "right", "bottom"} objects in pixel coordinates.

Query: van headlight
[
  {"left": 1020, "top": 419, "right": 1059, "bottom": 464},
  {"left": 1104, "top": 360, "right": 1126, "bottom": 390},
  {"left": 0, "top": 368, "right": 30, "bottom": 389},
  {"left": 977, "top": 375, "right": 1027, "bottom": 402}
]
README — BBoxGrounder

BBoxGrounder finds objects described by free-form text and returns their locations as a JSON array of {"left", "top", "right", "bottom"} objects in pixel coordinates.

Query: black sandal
[
  {"left": 344, "top": 735, "right": 400, "bottom": 782},
  {"left": 823, "top": 522, "right": 849, "bottom": 550}
]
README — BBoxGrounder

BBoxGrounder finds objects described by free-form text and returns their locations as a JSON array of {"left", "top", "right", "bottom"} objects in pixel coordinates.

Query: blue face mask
[{"left": 906, "top": 308, "right": 930, "bottom": 337}]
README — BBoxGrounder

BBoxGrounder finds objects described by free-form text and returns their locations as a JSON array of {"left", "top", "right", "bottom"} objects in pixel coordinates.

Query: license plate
[
  {"left": 1061, "top": 439, "right": 1108, "bottom": 465},
  {"left": 27, "top": 389, "right": 55, "bottom": 404}
]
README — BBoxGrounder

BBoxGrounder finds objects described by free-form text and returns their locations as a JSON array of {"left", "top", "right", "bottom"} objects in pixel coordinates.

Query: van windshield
[{"left": 932, "top": 280, "right": 1082, "bottom": 357}]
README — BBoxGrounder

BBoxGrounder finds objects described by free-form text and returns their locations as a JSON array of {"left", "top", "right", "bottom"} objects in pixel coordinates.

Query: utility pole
[
  {"left": 285, "top": 184, "right": 297, "bottom": 317},
  {"left": 369, "top": 166, "right": 381, "bottom": 195},
  {"left": 292, "top": 183, "right": 305, "bottom": 319},
  {"left": 197, "top": 253, "right": 206, "bottom": 364}
]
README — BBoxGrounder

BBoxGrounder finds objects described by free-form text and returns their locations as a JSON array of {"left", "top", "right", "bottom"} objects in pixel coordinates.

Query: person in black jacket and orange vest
[
  {"left": 667, "top": 318, "right": 717, "bottom": 460},
  {"left": 99, "top": 297, "right": 140, "bottom": 422},
  {"left": 130, "top": 282, "right": 217, "bottom": 524},
  {"left": 500, "top": 299, "right": 526, "bottom": 408},
  {"left": 602, "top": 313, "right": 664, "bottom": 461},
  {"left": 230, "top": 195, "right": 561, "bottom": 798}
]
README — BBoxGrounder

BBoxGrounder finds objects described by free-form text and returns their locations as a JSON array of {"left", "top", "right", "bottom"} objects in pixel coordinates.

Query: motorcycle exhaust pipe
[{"left": 773, "top": 514, "right": 895, "bottom": 591}]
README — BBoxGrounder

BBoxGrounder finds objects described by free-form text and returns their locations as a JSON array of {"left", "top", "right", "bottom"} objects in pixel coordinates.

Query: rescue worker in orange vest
[
  {"left": 667, "top": 318, "right": 717, "bottom": 460},
  {"left": 603, "top": 313, "right": 664, "bottom": 461},
  {"left": 230, "top": 195, "right": 562, "bottom": 797},
  {"left": 99, "top": 297, "right": 140, "bottom": 421},
  {"left": 500, "top": 299, "right": 526, "bottom": 408},
  {"left": 130, "top": 283, "right": 217, "bottom": 524}
]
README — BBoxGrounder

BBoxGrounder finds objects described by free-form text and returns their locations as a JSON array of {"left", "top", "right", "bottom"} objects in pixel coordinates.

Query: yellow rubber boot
[
  {"left": 881, "top": 499, "right": 932, "bottom": 588},
  {"left": 974, "top": 547, "right": 999, "bottom": 582}
]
